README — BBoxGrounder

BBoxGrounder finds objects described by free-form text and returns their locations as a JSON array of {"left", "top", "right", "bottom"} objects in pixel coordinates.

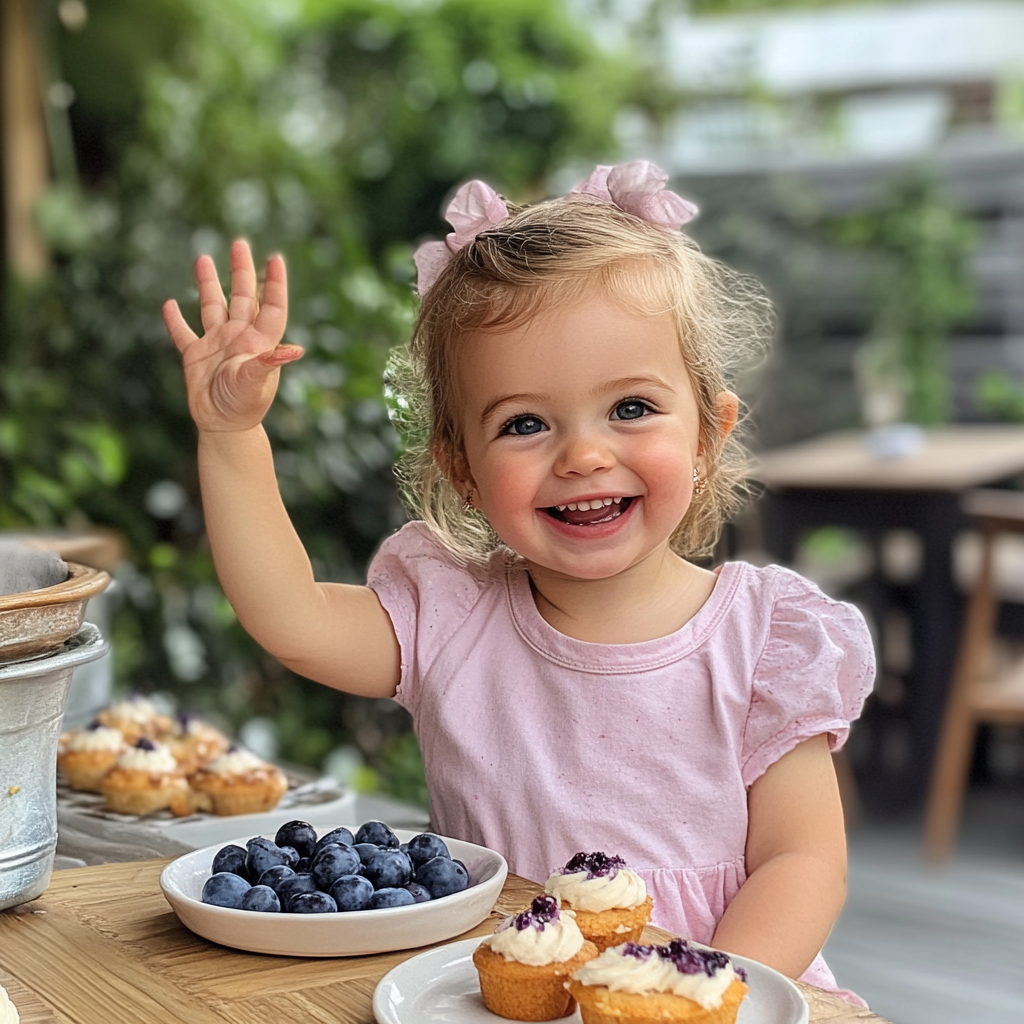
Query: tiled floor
[{"left": 824, "top": 783, "right": 1024, "bottom": 1024}]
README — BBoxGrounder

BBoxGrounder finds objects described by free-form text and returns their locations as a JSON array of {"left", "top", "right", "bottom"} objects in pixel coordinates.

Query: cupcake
[
  {"left": 545, "top": 852, "right": 653, "bottom": 951},
  {"left": 567, "top": 939, "right": 749, "bottom": 1024},
  {"left": 473, "top": 895, "right": 599, "bottom": 1021},
  {"left": 99, "top": 738, "right": 189, "bottom": 815},
  {"left": 184, "top": 746, "right": 288, "bottom": 816},
  {"left": 57, "top": 721, "right": 126, "bottom": 792},
  {"left": 97, "top": 696, "right": 173, "bottom": 744},
  {"left": 163, "top": 713, "right": 230, "bottom": 774}
]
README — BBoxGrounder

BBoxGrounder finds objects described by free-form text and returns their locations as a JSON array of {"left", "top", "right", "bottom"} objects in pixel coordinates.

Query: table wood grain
[
  {"left": 0, "top": 861, "right": 889, "bottom": 1024},
  {"left": 754, "top": 426, "right": 1024, "bottom": 493}
]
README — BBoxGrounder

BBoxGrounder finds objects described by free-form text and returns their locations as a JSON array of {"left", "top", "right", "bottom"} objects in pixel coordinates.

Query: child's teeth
[{"left": 555, "top": 497, "right": 623, "bottom": 512}]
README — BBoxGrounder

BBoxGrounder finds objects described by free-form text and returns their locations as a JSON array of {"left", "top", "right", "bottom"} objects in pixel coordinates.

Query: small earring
[
  {"left": 462, "top": 492, "right": 474, "bottom": 512},
  {"left": 692, "top": 467, "right": 708, "bottom": 496}
]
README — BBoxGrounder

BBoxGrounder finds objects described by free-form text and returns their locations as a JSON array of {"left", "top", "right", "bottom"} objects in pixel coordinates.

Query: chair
[{"left": 924, "top": 488, "right": 1024, "bottom": 863}]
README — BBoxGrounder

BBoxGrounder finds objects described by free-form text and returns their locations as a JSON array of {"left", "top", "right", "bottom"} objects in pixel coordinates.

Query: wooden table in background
[
  {"left": 0, "top": 861, "right": 887, "bottom": 1024},
  {"left": 755, "top": 426, "right": 1024, "bottom": 810}
]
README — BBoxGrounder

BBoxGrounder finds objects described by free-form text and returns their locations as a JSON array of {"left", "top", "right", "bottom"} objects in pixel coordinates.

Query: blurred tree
[{"left": 0, "top": 0, "right": 630, "bottom": 793}]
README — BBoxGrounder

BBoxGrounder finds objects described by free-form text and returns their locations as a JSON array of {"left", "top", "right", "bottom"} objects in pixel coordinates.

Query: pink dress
[{"left": 368, "top": 522, "right": 875, "bottom": 1003}]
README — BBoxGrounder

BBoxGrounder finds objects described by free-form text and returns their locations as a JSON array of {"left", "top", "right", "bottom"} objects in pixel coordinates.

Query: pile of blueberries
[{"left": 200, "top": 820, "right": 470, "bottom": 914}]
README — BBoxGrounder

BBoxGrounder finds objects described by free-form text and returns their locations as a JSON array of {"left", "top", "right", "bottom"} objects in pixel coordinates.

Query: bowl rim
[
  {"left": 0, "top": 562, "right": 110, "bottom": 612},
  {"left": 159, "top": 827, "right": 507, "bottom": 924}
]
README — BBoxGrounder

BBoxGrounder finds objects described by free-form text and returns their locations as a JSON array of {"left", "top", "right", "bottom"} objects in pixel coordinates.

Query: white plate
[
  {"left": 160, "top": 828, "right": 507, "bottom": 957},
  {"left": 373, "top": 937, "right": 809, "bottom": 1024}
]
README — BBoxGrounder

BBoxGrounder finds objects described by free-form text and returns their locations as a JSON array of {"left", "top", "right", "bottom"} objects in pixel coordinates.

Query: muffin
[
  {"left": 57, "top": 721, "right": 126, "bottom": 791},
  {"left": 567, "top": 939, "right": 749, "bottom": 1024},
  {"left": 184, "top": 746, "right": 288, "bottom": 816},
  {"left": 473, "top": 895, "right": 599, "bottom": 1021},
  {"left": 545, "top": 853, "right": 653, "bottom": 951},
  {"left": 99, "top": 738, "right": 189, "bottom": 815},
  {"left": 163, "top": 712, "right": 230, "bottom": 774},
  {"left": 97, "top": 696, "right": 173, "bottom": 745}
]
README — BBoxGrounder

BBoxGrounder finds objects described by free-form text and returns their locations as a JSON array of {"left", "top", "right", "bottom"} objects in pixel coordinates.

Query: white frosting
[
  {"left": 66, "top": 726, "right": 124, "bottom": 753},
  {"left": 482, "top": 910, "right": 585, "bottom": 966},
  {"left": 571, "top": 945, "right": 737, "bottom": 1010},
  {"left": 0, "top": 983, "right": 19, "bottom": 1024},
  {"left": 204, "top": 749, "right": 266, "bottom": 775},
  {"left": 545, "top": 866, "right": 647, "bottom": 912},
  {"left": 105, "top": 698, "right": 158, "bottom": 724},
  {"left": 116, "top": 743, "right": 178, "bottom": 773}
]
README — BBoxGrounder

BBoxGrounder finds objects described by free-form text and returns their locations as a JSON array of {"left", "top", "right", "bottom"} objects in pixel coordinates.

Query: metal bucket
[{"left": 0, "top": 623, "right": 108, "bottom": 909}]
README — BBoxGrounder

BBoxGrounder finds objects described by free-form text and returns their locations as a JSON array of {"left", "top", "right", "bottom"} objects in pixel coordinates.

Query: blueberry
[
  {"left": 289, "top": 891, "right": 338, "bottom": 913},
  {"left": 416, "top": 856, "right": 469, "bottom": 898},
  {"left": 363, "top": 849, "right": 413, "bottom": 890},
  {"left": 313, "top": 826, "right": 355, "bottom": 855},
  {"left": 403, "top": 882, "right": 432, "bottom": 904},
  {"left": 311, "top": 844, "right": 362, "bottom": 890},
  {"left": 354, "top": 843, "right": 380, "bottom": 866},
  {"left": 275, "top": 820, "right": 318, "bottom": 859},
  {"left": 355, "top": 821, "right": 399, "bottom": 848},
  {"left": 245, "top": 836, "right": 291, "bottom": 880},
  {"left": 328, "top": 874, "right": 375, "bottom": 911},
  {"left": 295, "top": 857, "right": 310, "bottom": 873},
  {"left": 278, "top": 845, "right": 300, "bottom": 869},
  {"left": 406, "top": 833, "right": 450, "bottom": 869},
  {"left": 276, "top": 873, "right": 319, "bottom": 905},
  {"left": 256, "top": 865, "right": 295, "bottom": 891},
  {"left": 369, "top": 887, "right": 415, "bottom": 909},
  {"left": 202, "top": 872, "right": 251, "bottom": 908},
  {"left": 239, "top": 884, "right": 281, "bottom": 912},
  {"left": 212, "top": 844, "right": 249, "bottom": 880}
]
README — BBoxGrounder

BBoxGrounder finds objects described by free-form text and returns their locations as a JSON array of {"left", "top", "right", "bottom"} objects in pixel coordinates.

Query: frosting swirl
[
  {"left": 571, "top": 940, "right": 740, "bottom": 1009},
  {"left": 116, "top": 739, "right": 177, "bottom": 773},
  {"left": 65, "top": 724, "right": 124, "bottom": 753},
  {"left": 204, "top": 748, "right": 267, "bottom": 775},
  {"left": 105, "top": 697, "right": 159, "bottom": 725},
  {"left": 482, "top": 896, "right": 585, "bottom": 966},
  {"left": 545, "top": 852, "right": 647, "bottom": 912}
]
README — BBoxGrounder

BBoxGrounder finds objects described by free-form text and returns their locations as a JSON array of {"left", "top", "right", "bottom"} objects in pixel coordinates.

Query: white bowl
[{"left": 160, "top": 827, "right": 508, "bottom": 957}]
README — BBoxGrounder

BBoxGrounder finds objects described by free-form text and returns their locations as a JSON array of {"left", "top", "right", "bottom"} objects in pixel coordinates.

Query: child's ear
[
  {"left": 433, "top": 436, "right": 475, "bottom": 498},
  {"left": 715, "top": 391, "right": 739, "bottom": 442}
]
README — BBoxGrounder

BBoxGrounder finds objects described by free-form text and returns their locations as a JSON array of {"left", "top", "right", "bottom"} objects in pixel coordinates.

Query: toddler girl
[{"left": 163, "top": 161, "right": 874, "bottom": 1003}]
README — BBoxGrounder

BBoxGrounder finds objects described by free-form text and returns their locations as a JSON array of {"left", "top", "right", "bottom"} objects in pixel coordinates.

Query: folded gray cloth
[{"left": 0, "top": 542, "right": 68, "bottom": 596}]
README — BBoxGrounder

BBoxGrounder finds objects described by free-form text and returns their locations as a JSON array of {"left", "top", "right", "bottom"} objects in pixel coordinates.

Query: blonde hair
[{"left": 385, "top": 192, "right": 773, "bottom": 564}]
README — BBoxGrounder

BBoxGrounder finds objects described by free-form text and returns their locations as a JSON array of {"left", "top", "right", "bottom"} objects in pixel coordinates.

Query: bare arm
[
  {"left": 711, "top": 734, "right": 847, "bottom": 978},
  {"left": 163, "top": 240, "right": 400, "bottom": 698}
]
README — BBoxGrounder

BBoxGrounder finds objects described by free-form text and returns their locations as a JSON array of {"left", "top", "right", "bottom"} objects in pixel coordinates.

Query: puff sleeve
[
  {"left": 740, "top": 570, "right": 876, "bottom": 788},
  {"left": 366, "top": 521, "right": 488, "bottom": 711}
]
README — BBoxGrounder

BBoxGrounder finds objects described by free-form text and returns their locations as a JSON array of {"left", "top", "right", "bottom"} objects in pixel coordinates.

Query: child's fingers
[
  {"left": 162, "top": 299, "right": 198, "bottom": 354},
  {"left": 228, "top": 239, "right": 260, "bottom": 324},
  {"left": 254, "top": 254, "right": 288, "bottom": 341},
  {"left": 257, "top": 344, "right": 304, "bottom": 368},
  {"left": 236, "top": 346, "right": 304, "bottom": 392},
  {"left": 196, "top": 255, "right": 229, "bottom": 332}
]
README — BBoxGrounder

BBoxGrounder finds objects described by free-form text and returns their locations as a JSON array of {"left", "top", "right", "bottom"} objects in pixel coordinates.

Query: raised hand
[{"left": 163, "top": 239, "right": 303, "bottom": 432}]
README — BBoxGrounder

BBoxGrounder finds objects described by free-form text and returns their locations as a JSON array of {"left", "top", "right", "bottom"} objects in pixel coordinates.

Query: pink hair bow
[
  {"left": 571, "top": 161, "right": 698, "bottom": 230},
  {"left": 413, "top": 179, "right": 509, "bottom": 295}
]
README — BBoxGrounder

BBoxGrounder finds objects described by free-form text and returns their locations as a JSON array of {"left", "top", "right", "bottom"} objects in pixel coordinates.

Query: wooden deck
[{"left": 824, "top": 782, "right": 1024, "bottom": 1024}]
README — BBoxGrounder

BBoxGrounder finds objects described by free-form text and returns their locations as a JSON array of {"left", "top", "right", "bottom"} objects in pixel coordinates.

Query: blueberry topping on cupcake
[
  {"left": 561, "top": 851, "right": 626, "bottom": 878},
  {"left": 135, "top": 737, "right": 156, "bottom": 751},
  {"left": 621, "top": 939, "right": 736, "bottom": 978},
  {"left": 512, "top": 895, "right": 562, "bottom": 930}
]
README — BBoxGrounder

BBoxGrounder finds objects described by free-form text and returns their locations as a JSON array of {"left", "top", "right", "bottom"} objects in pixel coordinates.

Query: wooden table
[
  {"left": 755, "top": 426, "right": 1024, "bottom": 810},
  {"left": 0, "top": 861, "right": 888, "bottom": 1024}
]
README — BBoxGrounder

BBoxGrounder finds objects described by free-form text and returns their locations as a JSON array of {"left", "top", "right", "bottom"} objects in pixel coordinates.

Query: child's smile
[{"left": 455, "top": 291, "right": 713, "bottom": 583}]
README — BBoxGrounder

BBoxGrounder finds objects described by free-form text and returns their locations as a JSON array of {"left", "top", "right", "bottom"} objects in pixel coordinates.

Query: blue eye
[
  {"left": 501, "top": 416, "right": 545, "bottom": 436},
  {"left": 613, "top": 400, "right": 651, "bottom": 421}
]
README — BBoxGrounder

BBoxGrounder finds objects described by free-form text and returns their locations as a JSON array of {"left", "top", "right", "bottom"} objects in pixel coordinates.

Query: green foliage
[
  {"left": 977, "top": 370, "right": 1024, "bottom": 423},
  {"left": 836, "top": 174, "right": 977, "bottom": 426},
  {"left": 1, "top": 0, "right": 629, "bottom": 799}
]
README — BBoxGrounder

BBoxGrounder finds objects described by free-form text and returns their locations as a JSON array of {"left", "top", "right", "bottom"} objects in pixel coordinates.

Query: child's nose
[{"left": 553, "top": 431, "right": 616, "bottom": 477}]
